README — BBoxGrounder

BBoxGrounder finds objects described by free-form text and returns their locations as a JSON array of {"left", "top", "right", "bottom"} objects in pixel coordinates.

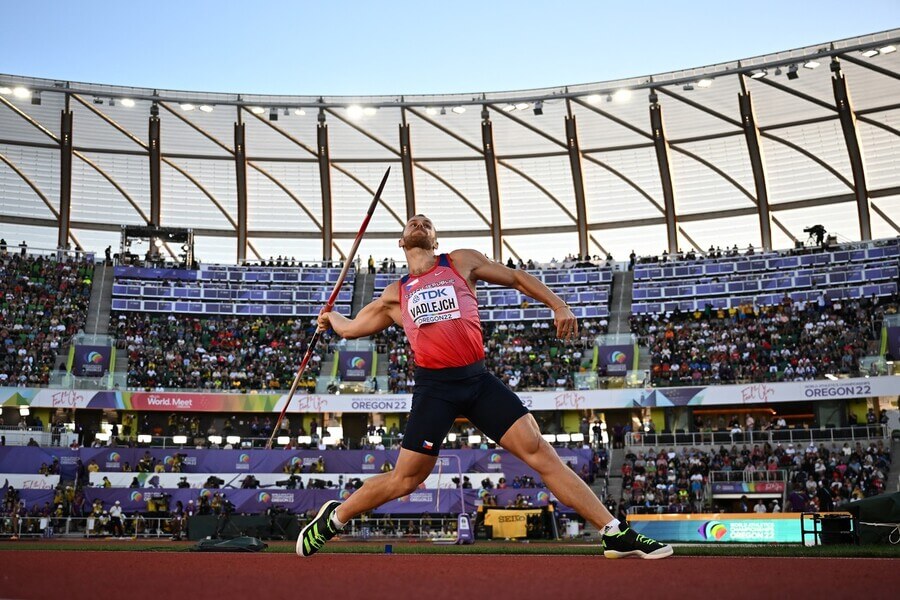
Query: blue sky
[{"left": 1, "top": 1, "right": 897, "bottom": 96}]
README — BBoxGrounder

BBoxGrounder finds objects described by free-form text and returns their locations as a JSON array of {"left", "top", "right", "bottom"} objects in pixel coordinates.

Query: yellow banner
[{"left": 483, "top": 508, "right": 543, "bottom": 539}]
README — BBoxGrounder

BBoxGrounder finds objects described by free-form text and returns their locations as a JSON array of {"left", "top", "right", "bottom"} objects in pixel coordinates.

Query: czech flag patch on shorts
[{"left": 422, "top": 440, "right": 434, "bottom": 450}]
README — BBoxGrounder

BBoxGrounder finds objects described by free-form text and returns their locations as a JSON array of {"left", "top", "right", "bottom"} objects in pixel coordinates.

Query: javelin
[{"left": 266, "top": 166, "right": 391, "bottom": 450}]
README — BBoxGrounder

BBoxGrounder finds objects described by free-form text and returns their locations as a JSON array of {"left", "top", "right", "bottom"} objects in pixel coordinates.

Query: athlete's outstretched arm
[
  {"left": 318, "top": 282, "right": 400, "bottom": 339},
  {"left": 454, "top": 249, "right": 578, "bottom": 340}
]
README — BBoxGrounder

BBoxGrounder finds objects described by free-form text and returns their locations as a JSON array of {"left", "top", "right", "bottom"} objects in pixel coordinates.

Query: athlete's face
[{"left": 400, "top": 215, "right": 438, "bottom": 251}]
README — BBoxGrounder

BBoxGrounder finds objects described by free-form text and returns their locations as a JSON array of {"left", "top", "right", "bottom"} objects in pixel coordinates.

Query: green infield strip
[{"left": 0, "top": 539, "right": 898, "bottom": 558}]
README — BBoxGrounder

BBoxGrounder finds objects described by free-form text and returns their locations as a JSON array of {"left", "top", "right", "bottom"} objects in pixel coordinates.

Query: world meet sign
[
  {"left": 597, "top": 343, "right": 636, "bottom": 375},
  {"left": 72, "top": 345, "right": 113, "bottom": 377},
  {"left": 338, "top": 350, "right": 373, "bottom": 382}
]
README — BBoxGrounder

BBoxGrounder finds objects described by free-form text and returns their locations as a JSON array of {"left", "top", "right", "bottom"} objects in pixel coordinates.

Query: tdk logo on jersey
[{"left": 418, "top": 288, "right": 449, "bottom": 300}]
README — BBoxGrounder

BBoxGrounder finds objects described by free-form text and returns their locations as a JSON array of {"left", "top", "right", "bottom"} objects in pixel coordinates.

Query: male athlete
[{"left": 297, "top": 215, "right": 672, "bottom": 559}]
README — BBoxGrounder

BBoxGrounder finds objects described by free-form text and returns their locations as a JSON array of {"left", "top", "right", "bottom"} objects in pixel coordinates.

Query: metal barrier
[
  {"left": 344, "top": 516, "right": 461, "bottom": 540},
  {"left": 0, "top": 515, "right": 178, "bottom": 539},
  {"left": 625, "top": 425, "right": 888, "bottom": 449}
]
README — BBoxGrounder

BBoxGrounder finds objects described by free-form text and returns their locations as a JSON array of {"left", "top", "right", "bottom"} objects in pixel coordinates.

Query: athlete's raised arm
[
  {"left": 317, "top": 282, "right": 401, "bottom": 339},
  {"left": 451, "top": 249, "right": 578, "bottom": 340}
]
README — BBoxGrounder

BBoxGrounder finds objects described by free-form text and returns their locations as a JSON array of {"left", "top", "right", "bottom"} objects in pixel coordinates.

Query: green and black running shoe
[
  {"left": 296, "top": 500, "right": 342, "bottom": 557},
  {"left": 602, "top": 525, "right": 673, "bottom": 559}
]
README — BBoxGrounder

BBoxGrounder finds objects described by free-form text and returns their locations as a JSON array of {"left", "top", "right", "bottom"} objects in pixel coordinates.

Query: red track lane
[{"left": 1, "top": 552, "right": 896, "bottom": 600}]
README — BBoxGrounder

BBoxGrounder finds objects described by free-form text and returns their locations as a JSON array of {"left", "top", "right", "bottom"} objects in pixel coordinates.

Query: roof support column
[
  {"left": 738, "top": 77, "right": 773, "bottom": 251},
  {"left": 564, "top": 105, "right": 589, "bottom": 258},
  {"left": 649, "top": 94, "right": 679, "bottom": 254},
  {"left": 832, "top": 62, "right": 872, "bottom": 240},
  {"left": 399, "top": 111, "right": 416, "bottom": 219},
  {"left": 317, "top": 110, "right": 334, "bottom": 261},
  {"left": 149, "top": 103, "right": 162, "bottom": 229},
  {"left": 234, "top": 119, "right": 248, "bottom": 263},
  {"left": 57, "top": 98, "right": 73, "bottom": 251},
  {"left": 481, "top": 108, "right": 503, "bottom": 261}
]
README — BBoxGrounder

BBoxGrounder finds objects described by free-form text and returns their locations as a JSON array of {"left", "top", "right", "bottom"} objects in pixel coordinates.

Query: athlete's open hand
[{"left": 553, "top": 305, "right": 578, "bottom": 340}]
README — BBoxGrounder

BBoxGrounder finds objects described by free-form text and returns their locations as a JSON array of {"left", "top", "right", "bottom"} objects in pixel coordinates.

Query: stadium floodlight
[
  {"left": 425, "top": 107, "right": 438, "bottom": 116},
  {"left": 0, "top": 86, "right": 12, "bottom": 95},
  {"left": 208, "top": 435, "right": 223, "bottom": 444},
  {"left": 861, "top": 49, "right": 879, "bottom": 58},
  {"left": 556, "top": 433, "right": 571, "bottom": 443},
  {"left": 199, "top": 105, "right": 213, "bottom": 113},
  {"left": 515, "top": 102, "right": 530, "bottom": 111},
  {"left": 697, "top": 78, "right": 713, "bottom": 88},
  {"left": 750, "top": 70, "right": 767, "bottom": 79},
  {"left": 880, "top": 45, "right": 896, "bottom": 54},
  {"left": 277, "top": 436, "right": 291, "bottom": 445},
  {"left": 468, "top": 435, "right": 482, "bottom": 445},
  {"left": 612, "top": 89, "right": 632, "bottom": 102},
  {"left": 586, "top": 94, "right": 602, "bottom": 105},
  {"left": 502, "top": 103, "right": 517, "bottom": 112},
  {"left": 368, "top": 435, "right": 382, "bottom": 444},
  {"left": 12, "top": 86, "right": 30, "bottom": 99},
  {"left": 171, "top": 435, "right": 186, "bottom": 444},
  {"left": 226, "top": 435, "right": 241, "bottom": 445},
  {"left": 180, "top": 103, "right": 195, "bottom": 111},
  {"left": 451, "top": 106, "right": 466, "bottom": 114},
  {"left": 787, "top": 64, "right": 799, "bottom": 80},
  {"left": 347, "top": 105, "right": 364, "bottom": 119},
  {"left": 294, "top": 108, "right": 306, "bottom": 116},
  {"left": 541, "top": 434, "right": 556, "bottom": 443},
  {"left": 120, "top": 98, "right": 136, "bottom": 107},
  {"left": 297, "top": 435, "right": 312, "bottom": 445},
  {"left": 803, "top": 60, "right": 820, "bottom": 69},
  {"left": 250, "top": 106, "right": 265, "bottom": 114},
  {"left": 571, "top": 433, "right": 585, "bottom": 443},
  {"left": 363, "top": 106, "right": 377, "bottom": 116}
]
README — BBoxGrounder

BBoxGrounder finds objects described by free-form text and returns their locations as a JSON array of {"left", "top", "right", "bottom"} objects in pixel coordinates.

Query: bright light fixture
[
  {"left": 502, "top": 104, "right": 516, "bottom": 112},
  {"left": 451, "top": 106, "right": 466, "bottom": 114},
  {"left": 250, "top": 106, "right": 265, "bottom": 115},
  {"left": 515, "top": 102, "right": 530, "bottom": 111},
  {"left": 180, "top": 103, "right": 195, "bottom": 111},
  {"left": 94, "top": 432, "right": 110, "bottom": 442},
  {"left": 612, "top": 89, "right": 632, "bottom": 102},
  {"left": 120, "top": 98, "right": 136, "bottom": 107},
  {"left": 294, "top": 108, "right": 306, "bottom": 116},
  {"left": 347, "top": 105, "right": 364, "bottom": 119},
  {"left": 749, "top": 70, "right": 767, "bottom": 79},
  {"left": 226, "top": 435, "right": 241, "bottom": 444},
  {"left": 425, "top": 107, "right": 438, "bottom": 116},
  {"left": 208, "top": 435, "right": 223, "bottom": 444},
  {"left": 199, "top": 105, "right": 213, "bottom": 113},
  {"left": 0, "top": 86, "right": 12, "bottom": 95},
  {"left": 571, "top": 433, "right": 585, "bottom": 443},
  {"left": 171, "top": 435, "right": 186, "bottom": 444},
  {"left": 19, "top": 407, "right": 30, "bottom": 416},
  {"left": 861, "top": 49, "right": 879, "bottom": 58},
  {"left": 880, "top": 45, "right": 896, "bottom": 54},
  {"left": 541, "top": 434, "right": 556, "bottom": 443},
  {"left": 297, "top": 435, "right": 312, "bottom": 445},
  {"left": 277, "top": 436, "right": 291, "bottom": 445},
  {"left": 468, "top": 434, "right": 482, "bottom": 444},
  {"left": 803, "top": 60, "right": 820, "bottom": 69},
  {"left": 363, "top": 106, "right": 377, "bottom": 116},
  {"left": 447, "top": 433, "right": 457, "bottom": 442},
  {"left": 368, "top": 435, "right": 383, "bottom": 444},
  {"left": 697, "top": 78, "right": 713, "bottom": 88},
  {"left": 556, "top": 433, "right": 571, "bottom": 443},
  {"left": 586, "top": 94, "right": 602, "bottom": 105},
  {"left": 12, "top": 87, "right": 30, "bottom": 99}
]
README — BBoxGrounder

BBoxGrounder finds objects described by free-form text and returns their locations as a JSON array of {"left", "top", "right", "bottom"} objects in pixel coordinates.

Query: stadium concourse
[{"left": 1, "top": 29, "right": 899, "bottom": 557}]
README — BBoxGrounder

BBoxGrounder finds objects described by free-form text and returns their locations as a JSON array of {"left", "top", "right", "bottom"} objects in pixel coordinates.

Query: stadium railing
[{"left": 624, "top": 425, "right": 889, "bottom": 448}]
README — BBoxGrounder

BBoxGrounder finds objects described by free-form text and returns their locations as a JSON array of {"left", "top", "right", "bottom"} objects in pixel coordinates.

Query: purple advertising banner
[
  {"left": 338, "top": 351, "right": 373, "bottom": 382},
  {"left": 72, "top": 345, "right": 113, "bottom": 377},
  {"left": 887, "top": 326, "right": 900, "bottom": 361},
  {"left": 597, "top": 343, "right": 636, "bottom": 375}
]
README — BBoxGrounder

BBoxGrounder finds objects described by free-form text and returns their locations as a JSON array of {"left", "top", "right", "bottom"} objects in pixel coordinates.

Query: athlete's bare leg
[
  {"left": 334, "top": 448, "right": 436, "bottom": 523},
  {"left": 499, "top": 413, "right": 615, "bottom": 529}
]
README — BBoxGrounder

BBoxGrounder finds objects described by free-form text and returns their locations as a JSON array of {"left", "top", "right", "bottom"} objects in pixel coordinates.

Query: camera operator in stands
[
  {"left": 240, "top": 475, "right": 260, "bottom": 489},
  {"left": 276, "top": 474, "right": 302, "bottom": 489},
  {"left": 203, "top": 475, "right": 224, "bottom": 489},
  {"left": 176, "top": 476, "right": 191, "bottom": 489}
]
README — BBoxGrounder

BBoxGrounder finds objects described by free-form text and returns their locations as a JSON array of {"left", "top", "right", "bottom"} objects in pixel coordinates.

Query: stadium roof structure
[{"left": 1, "top": 29, "right": 899, "bottom": 264}]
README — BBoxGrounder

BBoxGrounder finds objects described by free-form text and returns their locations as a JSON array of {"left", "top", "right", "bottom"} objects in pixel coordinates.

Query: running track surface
[{"left": 1, "top": 552, "right": 897, "bottom": 600}]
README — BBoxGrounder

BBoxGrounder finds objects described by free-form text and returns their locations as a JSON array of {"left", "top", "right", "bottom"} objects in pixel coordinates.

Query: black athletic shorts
[{"left": 401, "top": 360, "right": 530, "bottom": 457}]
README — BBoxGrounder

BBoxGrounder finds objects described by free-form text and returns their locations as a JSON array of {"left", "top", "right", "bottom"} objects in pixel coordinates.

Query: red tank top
[{"left": 398, "top": 254, "right": 485, "bottom": 369}]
